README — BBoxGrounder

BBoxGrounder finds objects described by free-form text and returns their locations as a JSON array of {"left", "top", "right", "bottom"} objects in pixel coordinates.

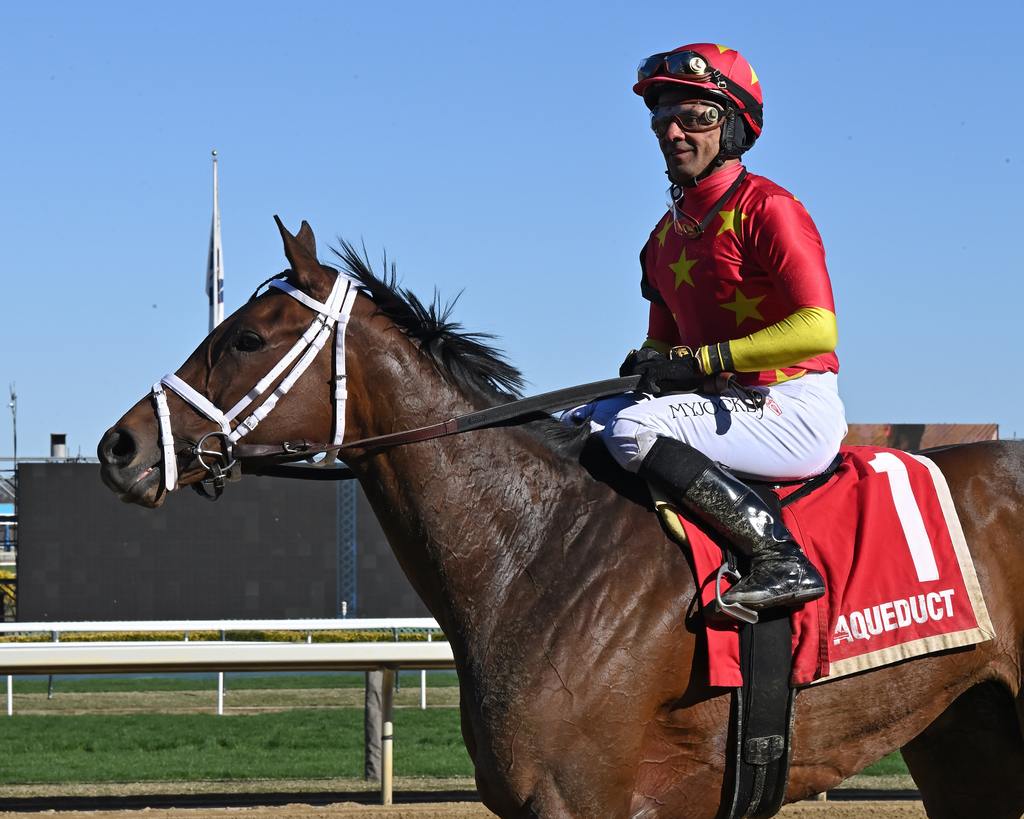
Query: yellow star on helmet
[
  {"left": 715, "top": 44, "right": 732, "bottom": 54},
  {"left": 750, "top": 66, "right": 759, "bottom": 85},
  {"left": 720, "top": 286, "right": 765, "bottom": 326},
  {"left": 717, "top": 206, "right": 747, "bottom": 236},
  {"left": 669, "top": 246, "right": 698, "bottom": 288},
  {"left": 656, "top": 216, "right": 672, "bottom": 247}
]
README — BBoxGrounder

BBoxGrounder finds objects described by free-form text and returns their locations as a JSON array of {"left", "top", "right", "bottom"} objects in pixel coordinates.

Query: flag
[{"left": 206, "top": 150, "right": 224, "bottom": 331}]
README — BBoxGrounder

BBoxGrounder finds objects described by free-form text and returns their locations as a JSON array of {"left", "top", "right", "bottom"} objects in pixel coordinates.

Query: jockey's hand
[
  {"left": 634, "top": 347, "right": 704, "bottom": 395},
  {"left": 619, "top": 347, "right": 663, "bottom": 377}
]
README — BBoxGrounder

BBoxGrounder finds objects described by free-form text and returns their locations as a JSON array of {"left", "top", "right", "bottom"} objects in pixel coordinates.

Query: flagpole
[{"left": 207, "top": 149, "right": 224, "bottom": 332}]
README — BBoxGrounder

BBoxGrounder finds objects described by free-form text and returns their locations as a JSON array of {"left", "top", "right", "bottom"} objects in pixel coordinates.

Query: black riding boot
[{"left": 639, "top": 437, "right": 825, "bottom": 610}]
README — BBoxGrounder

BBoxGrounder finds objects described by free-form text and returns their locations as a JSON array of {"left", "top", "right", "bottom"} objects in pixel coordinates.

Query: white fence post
[
  {"left": 217, "top": 672, "right": 224, "bottom": 716},
  {"left": 381, "top": 668, "right": 396, "bottom": 805},
  {"left": 420, "top": 631, "right": 432, "bottom": 710},
  {"left": 6, "top": 674, "right": 11, "bottom": 716}
]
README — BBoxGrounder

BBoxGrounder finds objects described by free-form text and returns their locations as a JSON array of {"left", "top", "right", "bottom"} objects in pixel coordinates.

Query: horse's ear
[
  {"left": 274, "top": 215, "right": 329, "bottom": 297},
  {"left": 295, "top": 221, "right": 317, "bottom": 257},
  {"left": 274, "top": 215, "right": 317, "bottom": 268}
]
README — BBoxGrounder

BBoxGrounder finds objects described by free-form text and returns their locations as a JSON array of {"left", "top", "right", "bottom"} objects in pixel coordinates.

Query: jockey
[{"left": 575, "top": 44, "right": 847, "bottom": 610}]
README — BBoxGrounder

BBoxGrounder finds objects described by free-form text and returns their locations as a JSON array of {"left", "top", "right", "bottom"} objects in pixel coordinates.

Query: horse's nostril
[{"left": 98, "top": 428, "right": 138, "bottom": 467}]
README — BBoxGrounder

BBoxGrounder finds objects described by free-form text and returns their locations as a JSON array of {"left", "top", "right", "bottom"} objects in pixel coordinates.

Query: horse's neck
[{"left": 346, "top": 315, "right": 589, "bottom": 639}]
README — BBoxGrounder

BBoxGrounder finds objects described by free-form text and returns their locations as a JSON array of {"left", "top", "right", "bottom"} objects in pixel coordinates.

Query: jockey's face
[{"left": 653, "top": 86, "right": 725, "bottom": 183}]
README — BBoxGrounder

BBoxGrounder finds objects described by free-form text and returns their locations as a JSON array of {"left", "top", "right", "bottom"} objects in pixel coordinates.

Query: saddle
[{"left": 637, "top": 445, "right": 993, "bottom": 818}]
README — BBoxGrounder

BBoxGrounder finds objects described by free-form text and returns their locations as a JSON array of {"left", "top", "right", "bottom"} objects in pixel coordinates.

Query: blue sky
[{"left": 2, "top": 1, "right": 1022, "bottom": 458}]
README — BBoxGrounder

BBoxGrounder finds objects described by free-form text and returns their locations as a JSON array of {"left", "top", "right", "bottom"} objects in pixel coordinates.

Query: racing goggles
[
  {"left": 638, "top": 50, "right": 714, "bottom": 83},
  {"left": 650, "top": 101, "right": 724, "bottom": 136}
]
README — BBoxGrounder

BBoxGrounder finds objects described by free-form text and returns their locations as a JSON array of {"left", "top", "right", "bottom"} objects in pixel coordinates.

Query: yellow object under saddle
[{"left": 648, "top": 483, "right": 690, "bottom": 547}]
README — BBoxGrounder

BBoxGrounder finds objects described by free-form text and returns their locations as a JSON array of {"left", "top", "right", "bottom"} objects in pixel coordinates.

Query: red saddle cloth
[{"left": 680, "top": 446, "right": 995, "bottom": 687}]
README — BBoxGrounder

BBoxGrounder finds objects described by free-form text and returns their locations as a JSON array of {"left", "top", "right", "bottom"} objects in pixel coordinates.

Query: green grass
[
  {"left": 861, "top": 751, "right": 908, "bottom": 776},
  {"left": 0, "top": 705, "right": 909, "bottom": 784},
  {"left": 0, "top": 672, "right": 910, "bottom": 783},
  {"left": 12, "top": 671, "right": 459, "bottom": 694},
  {"left": 0, "top": 708, "right": 472, "bottom": 784}
]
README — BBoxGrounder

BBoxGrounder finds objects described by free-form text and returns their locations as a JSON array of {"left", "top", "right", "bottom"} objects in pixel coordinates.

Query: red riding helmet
[{"left": 634, "top": 43, "right": 764, "bottom": 158}]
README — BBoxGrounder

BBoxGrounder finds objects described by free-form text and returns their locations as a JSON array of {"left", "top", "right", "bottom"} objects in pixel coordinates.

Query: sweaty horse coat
[{"left": 98, "top": 220, "right": 1024, "bottom": 819}]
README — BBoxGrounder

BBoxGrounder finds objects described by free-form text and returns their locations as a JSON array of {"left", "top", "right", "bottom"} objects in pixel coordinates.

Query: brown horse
[{"left": 98, "top": 219, "right": 1024, "bottom": 819}]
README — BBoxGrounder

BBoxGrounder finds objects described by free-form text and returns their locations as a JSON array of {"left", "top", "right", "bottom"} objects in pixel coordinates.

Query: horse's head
[{"left": 98, "top": 218, "right": 360, "bottom": 507}]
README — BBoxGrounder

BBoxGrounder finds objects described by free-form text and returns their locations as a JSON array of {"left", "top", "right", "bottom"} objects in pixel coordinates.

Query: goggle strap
[{"left": 639, "top": 53, "right": 763, "bottom": 128}]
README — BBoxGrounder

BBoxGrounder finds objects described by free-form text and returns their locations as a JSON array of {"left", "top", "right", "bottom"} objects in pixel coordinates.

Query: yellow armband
[{"left": 697, "top": 307, "right": 838, "bottom": 374}]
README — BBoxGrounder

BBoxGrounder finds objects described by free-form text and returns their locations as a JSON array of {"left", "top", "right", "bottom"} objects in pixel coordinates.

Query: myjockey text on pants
[{"left": 832, "top": 590, "right": 955, "bottom": 644}]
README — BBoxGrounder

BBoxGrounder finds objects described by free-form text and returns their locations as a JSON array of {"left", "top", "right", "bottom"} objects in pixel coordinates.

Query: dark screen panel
[
  {"left": 16, "top": 463, "right": 432, "bottom": 622},
  {"left": 17, "top": 463, "right": 338, "bottom": 621},
  {"left": 355, "top": 490, "right": 430, "bottom": 618}
]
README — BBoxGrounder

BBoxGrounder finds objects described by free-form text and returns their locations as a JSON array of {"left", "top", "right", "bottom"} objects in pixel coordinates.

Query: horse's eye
[{"left": 234, "top": 330, "right": 264, "bottom": 353}]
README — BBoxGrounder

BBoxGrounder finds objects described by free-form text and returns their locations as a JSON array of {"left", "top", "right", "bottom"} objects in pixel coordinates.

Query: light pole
[
  {"left": 7, "top": 384, "right": 16, "bottom": 521},
  {"left": 7, "top": 384, "right": 15, "bottom": 467}
]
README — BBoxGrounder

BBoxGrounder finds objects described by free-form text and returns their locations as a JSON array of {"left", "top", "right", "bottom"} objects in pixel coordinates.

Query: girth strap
[{"left": 720, "top": 484, "right": 796, "bottom": 819}]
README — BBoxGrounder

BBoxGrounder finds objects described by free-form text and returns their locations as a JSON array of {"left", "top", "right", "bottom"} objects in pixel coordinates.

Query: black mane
[
  {"left": 331, "top": 240, "right": 525, "bottom": 402},
  {"left": 329, "top": 240, "right": 590, "bottom": 460}
]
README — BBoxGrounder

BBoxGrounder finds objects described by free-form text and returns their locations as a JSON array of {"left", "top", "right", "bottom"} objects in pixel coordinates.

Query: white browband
[{"left": 151, "top": 273, "right": 358, "bottom": 494}]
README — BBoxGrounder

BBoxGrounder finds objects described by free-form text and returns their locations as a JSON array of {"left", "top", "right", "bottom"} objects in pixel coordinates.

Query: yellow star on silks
[
  {"left": 669, "top": 246, "right": 698, "bottom": 288},
  {"left": 656, "top": 216, "right": 672, "bottom": 247},
  {"left": 773, "top": 368, "right": 806, "bottom": 384},
  {"left": 717, "top": 207, "right": 747, "bottom": 236},
  {"left": 720, "top": 286, "right": 766, "bottom": 326}
]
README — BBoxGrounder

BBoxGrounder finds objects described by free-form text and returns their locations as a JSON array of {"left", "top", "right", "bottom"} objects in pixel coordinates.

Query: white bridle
[{"left": 151, "top": 273, "right": 358, "bottom": 495}]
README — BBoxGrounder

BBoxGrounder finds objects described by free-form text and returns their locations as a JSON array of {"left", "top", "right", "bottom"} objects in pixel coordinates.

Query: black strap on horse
[
  {"left": 718, "top": 483, "right": 796, "bottom": 819},
  {"left": 239, "top": 375, "right": 641, "bottom": 480},
  {"left": 717, "top": 455, "right": 842, "bottom": 819}
]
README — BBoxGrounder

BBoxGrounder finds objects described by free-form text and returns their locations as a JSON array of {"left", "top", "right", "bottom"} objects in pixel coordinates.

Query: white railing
[
  {"left": 0, "top": 618, "right": 455, "bottom": 805},
  {"left": 0, "top": 617, "right": 442, "bottom": 636}
]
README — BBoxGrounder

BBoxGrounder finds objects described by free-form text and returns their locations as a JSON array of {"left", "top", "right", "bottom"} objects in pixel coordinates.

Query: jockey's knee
[{"left": 601, "top": 416, "right": 663, "bottom": 473}]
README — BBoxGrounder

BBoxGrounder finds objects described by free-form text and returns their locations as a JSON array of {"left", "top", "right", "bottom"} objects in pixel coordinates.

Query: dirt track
[{"left": 0, "top": 800, "right": 926, "bottom": 818}]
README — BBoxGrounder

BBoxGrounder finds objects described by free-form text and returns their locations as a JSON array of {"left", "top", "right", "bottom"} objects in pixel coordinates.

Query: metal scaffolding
[{"left": 336, "top": 482, "right": 358, "bottom": 616}]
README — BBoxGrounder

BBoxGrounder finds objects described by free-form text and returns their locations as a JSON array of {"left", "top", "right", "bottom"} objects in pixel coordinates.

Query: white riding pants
[{"left": 564, "top": 372, "right": 847, "bottom": 481}]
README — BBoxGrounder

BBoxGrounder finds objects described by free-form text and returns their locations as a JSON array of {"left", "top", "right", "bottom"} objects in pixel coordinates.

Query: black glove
[
  {"left": 619, "top": 346, "right": 664, "bottom": 377},
  {"left": 634, "top": 348, "right": 704, "bottom": 395}
]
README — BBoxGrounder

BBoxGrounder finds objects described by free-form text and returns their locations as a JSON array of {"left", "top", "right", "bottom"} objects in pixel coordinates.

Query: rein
[
  {"left": 149, "top": 263, "right": 644, "bottom": 498},
  {"left": 236, "top": 374, "right": 644, "bottom": 482}
]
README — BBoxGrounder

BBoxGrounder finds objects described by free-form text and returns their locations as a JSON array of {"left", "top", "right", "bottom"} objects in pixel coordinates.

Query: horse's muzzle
[{"left": 97, "top": 426, "right": 164, "bottom": 507}]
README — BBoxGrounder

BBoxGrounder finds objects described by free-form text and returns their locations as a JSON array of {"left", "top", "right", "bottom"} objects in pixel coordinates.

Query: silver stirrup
[{"left": 713, "top": 563, "right": 759, "bottom": 624}]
